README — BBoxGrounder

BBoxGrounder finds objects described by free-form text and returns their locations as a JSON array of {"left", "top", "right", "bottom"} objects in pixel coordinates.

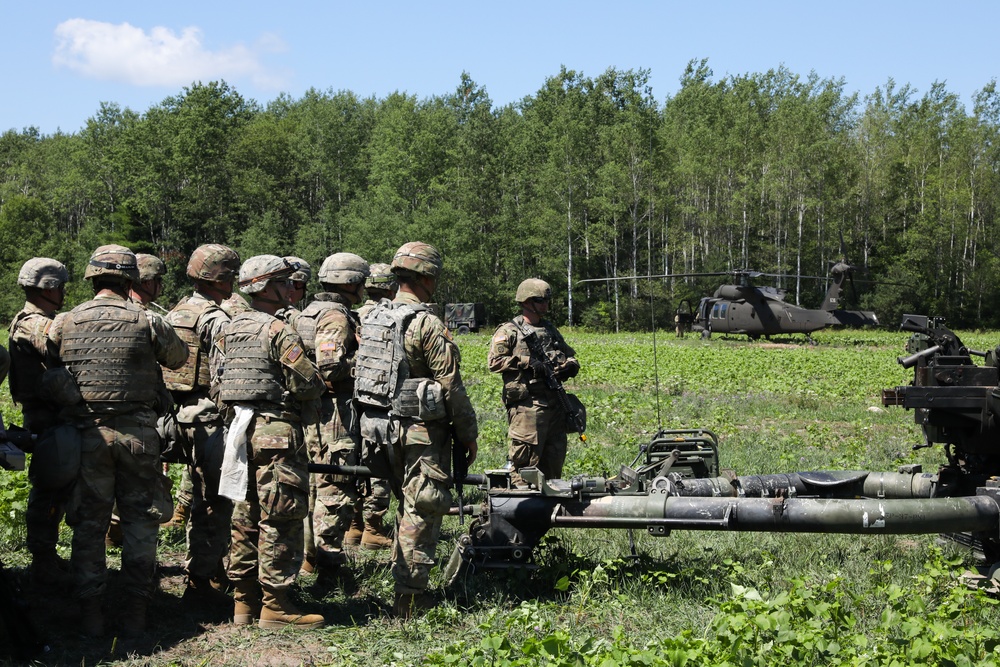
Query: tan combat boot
[
  {"left": 162, "top": 502, "right": 189, "bottom": 529},
  {"left": 31, "top": 550, "right": 73, "bottom": 587},
  {"left": 232, "top": 579, "right": 262, "bottom": 626},
  {"left": 79, "top": 596, "right": 104, "bottom": 637},
  {"left": 343, "top": 516, "right": 364, "bottom": 546},
  {"left": 360, "top": 518, "right": 393, "bottom": 551},
  {"left": 120, "top": 595, "right": 147, "bottom": 637},
  {"left": 259, "top": 588, "right": 324, "bottom": 630}
]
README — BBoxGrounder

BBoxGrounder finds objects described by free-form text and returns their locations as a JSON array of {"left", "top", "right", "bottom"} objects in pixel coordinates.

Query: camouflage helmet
[
  {"left": 365, "top": 262, "right": 396, "bottom": 291},
  {"left": 516, "top": 278, "right": 552, "bottom": 303},
  {"left": 390, "top": 242, "right": 442, "bottom": 279},
  {"left": 135, "top": 253, "right": 166, "bottom": 281},
  {"left": 238, "top": 254, "right": 296, "bottom": 294},
  {"left": 17, "top": 258, "right": 69, "bottom": 289},
  {"left": 285, "top": 256, "right": 312, "bottom": 283},
  {"left": 187, "top": 244, "right": 240, "bottom": 282},
  {"left": 319, "top": 253, "right": 369, "bottom": 286},
  {"left": 84, "top": 244, "right": 139, "bottom": 283}
]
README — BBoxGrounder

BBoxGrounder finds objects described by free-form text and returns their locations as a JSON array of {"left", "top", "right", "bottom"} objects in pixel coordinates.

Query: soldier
[
  {"left": 48, "top": 244, "right": 187, "bottom": 636},
  {"left": 293, "top": 252, "right": 370, "bottom": 578},
  {"left": 279, "top": 256, "right": 310, "bottom": 330},
  {"left": 161, "top": 244, "right": 241, "bottom": 604},
  {"left": 355, "top": 242, "right": 478, "bottom": 617},
  {"left": 487, "top": 279, "right": 580, "bottom": 487},
  {"left": 218, "top": 255, "right": 326, "bottom": 629},
  {"left": 130, "top": 253, "right": 167, "bottom": 306},
  {"left": 346, "top": 262, "right": 397, "bottom": 550},
  {"left": 9, "top": 258, "right": 72, "bottom": 585}
]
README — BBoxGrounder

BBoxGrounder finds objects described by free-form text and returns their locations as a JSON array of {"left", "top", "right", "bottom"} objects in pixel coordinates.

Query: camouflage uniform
[
  {"left": 488, "top": 315, "right": 580, "bottom": 484},
  {"left": 220, "top": 310, "right": 325, "bottom": 594},
  {"left": 163, "top": 291, "right": 233, "bottom": 584},
  {"left": 364, "top": 290, "right": 478, "bottom": 596},
  {"left": 10, "top": 297, "right": 67, "bottom": 569},
  {"left": 49, "top": 288, "right": 187, "bottom": 603}
]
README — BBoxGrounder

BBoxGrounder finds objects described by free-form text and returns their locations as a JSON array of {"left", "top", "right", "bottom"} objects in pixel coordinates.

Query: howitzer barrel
[
  {"left": 489, "top": 492, "right": 1000, "bottom": 535},
  {"left": 671, "top": 470, "right": 942, "bottom": 499}
]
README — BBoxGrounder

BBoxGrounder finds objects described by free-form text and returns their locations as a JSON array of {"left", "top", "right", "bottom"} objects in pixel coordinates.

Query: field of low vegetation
[{"left": 4, "top": 328, "right": 1000, "bottom": 665}]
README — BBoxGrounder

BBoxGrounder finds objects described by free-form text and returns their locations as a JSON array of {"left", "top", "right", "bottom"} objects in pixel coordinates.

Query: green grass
[{"left": 5, "top": 327, "right": 1000, "bottom": 665}]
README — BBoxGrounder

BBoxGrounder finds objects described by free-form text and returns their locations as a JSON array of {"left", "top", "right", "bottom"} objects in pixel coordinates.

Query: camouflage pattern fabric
[
  {"left": 64, "top": 412, "right": 171, "bottom": 599},
  {"left": 488, "top": 315, "right": 579, "bottom": 485},
  {"left": 388, "top": 291, "right": 477, "bottom": 595},
  {"left": 10, "top": 302, "right": 69, "bottom": 557}
]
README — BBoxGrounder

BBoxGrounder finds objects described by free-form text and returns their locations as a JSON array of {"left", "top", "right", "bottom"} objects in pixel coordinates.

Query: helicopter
[
  {"left": 690, "top": 260, "right": 879, "bottom": 341},
  {"left": 578, "top": 259, "right": 879, "bottom": 341}
]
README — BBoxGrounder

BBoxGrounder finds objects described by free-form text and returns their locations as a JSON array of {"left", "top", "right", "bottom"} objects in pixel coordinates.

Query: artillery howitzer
[{"left": 314, "top": 314, "right": 1000, "bottom": 584}]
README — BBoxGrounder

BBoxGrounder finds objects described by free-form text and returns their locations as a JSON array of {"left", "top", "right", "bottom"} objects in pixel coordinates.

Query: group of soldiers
[{"left": 3, "top": 239, "right": 580, "bottom": 636}]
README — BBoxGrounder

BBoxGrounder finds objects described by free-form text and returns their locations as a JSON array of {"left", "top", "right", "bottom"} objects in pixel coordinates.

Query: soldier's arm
[
  {"left": 314, "top": 309, "right": 354, "bottom": 384},
  {"left": 148, "top": 311, "right": 189, "bottom": 370},
  {"left": 45, "top": 313, "right": 65, "bottom": 361},
  {"left": 420, "top": 316, "right": 478, "bottom": 444},
  {"left": 550, "top": 326, "right": 580, "bottom": 379},
  {"left": 270, "top": 322, "right": 325, "bottom": 401},
  {"left": 487, "top": 324, "right": 527, "bottom": 373}
]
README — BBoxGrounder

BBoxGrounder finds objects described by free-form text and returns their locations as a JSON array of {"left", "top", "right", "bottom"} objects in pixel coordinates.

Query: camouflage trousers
[
  {"left": 357, "top": 476, "right": 391, "bottom": 525},
  {"left": 24, "top": 409, "right": 70, "bottom": 557},
  {"left": 507, "top": 401, "right": 568, "bottom": 486},
  {"left": 392, "top": 420, "right": 452, "bottom": 595},
  {"left": 311, "top": 445, "right": 360, "bottom": 559},
  {"left": 65, "top": 414, "right": 169, "bottom": 599},
  {"left": 227, "top": 416, "right": 309, "bottom": 591},
  {"left": 180, "top": 420, "right": 233, "bottom": 580}
]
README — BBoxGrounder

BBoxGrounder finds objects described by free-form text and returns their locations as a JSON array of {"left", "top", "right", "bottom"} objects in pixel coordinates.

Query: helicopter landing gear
[{"left": 700, "top": 329, "right": 711, "bottom": 340}]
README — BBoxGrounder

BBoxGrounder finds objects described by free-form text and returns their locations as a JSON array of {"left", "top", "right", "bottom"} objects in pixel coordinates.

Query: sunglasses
[{"left": 530, "top": 297, "right": 550, "bottom": 304}]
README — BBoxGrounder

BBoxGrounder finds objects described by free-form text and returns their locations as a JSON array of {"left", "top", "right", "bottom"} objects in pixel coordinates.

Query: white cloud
[{"left": 52, "top": 19, "right": 289, "bottom": 89}]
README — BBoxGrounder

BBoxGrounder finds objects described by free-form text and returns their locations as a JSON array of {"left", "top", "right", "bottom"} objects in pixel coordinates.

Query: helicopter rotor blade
[{"left": 575, "top": 272, "right": 730, "bottom": 284}]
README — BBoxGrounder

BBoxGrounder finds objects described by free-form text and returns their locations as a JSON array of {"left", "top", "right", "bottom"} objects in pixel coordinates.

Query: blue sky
[{"left": 4, "top": 1, "right": 998, "bottom": 135}]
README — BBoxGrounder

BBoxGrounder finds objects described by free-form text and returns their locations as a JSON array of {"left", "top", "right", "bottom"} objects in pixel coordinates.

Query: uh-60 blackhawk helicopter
[{"left": 690, "top": 259, "right": 879, "bottom": 341}]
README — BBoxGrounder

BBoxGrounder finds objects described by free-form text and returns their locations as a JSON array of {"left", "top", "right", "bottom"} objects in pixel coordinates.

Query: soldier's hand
[{"left": 464, "top": 440, "right": 478, "bottom": 467}]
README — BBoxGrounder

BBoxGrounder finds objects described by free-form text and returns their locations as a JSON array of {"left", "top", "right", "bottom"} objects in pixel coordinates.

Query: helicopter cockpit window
[{"left": 711, "top": 303, "right": 728, "bottom": 320}]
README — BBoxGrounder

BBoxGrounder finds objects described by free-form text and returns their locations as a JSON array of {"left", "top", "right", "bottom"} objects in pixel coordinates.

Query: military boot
[
  {"left": 258, "top": 588, "right": 324, "bottom": 630},
  {"left": 232, "top": 579, "right": 262, "bottom": 626},
  {"left": 79, "top": 596, "right": 104, "bottom": 637},
  {"left": 315, "top": 549, "right": 347, "bottom": 586},
  {"left": 392, "top": 591, "right": 436, "bottom": 620},
  {"left": 31, "top": 550, "right": 73, "bottom": 587},
  {"left": 182, "top": 575, "right": 233, "bottom": 607},
  {"left": 162, "top": 502, "right": 189, "bottom": 529},
  {"left": 119, "top": 595, "right": 148, "bottom": 637},
  {"left": 360, "top": 518, "right": 393, "bottom": 551},
  {"left": 343, "top": 516, "right": 364, "bottom": 546}
]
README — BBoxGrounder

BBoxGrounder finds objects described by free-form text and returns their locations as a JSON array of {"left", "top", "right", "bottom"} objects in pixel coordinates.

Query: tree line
[{"left": 2, "top": 59, "right": 1000, "bottom": 330}]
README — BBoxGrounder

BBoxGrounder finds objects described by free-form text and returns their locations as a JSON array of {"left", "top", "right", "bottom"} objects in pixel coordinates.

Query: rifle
[{"left": 513, "top": 319, "right": 587, "bottom": 441}]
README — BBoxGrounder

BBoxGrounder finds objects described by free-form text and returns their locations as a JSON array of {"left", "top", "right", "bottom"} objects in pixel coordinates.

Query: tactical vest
[
  {"left": 218, "top": 311, "right": 285, "bottom": 403},
  {"left": 355, "top": 301, "right": 422, "bottom": 413},
  {"left": 60, "top": 299, "right": 159, "bottom": 403},
  {"left": 294, "top": 297, "right": 352, "bottom": 354},
  {"left": 161, "top": 297, "right": 216, "bottom": 393},
  {"left": 504, "top": 317, "right": 563, "bottom": 391},
  {"left": 8, "top": 310, "right": 49, "bottom": 404}
]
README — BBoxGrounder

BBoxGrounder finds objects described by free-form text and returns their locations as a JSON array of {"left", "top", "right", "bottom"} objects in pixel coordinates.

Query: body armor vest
[
  {"left": 60, "top": 299, "right": 158, "bottom": 403},
  {"left": 503, "top": 317, "right": 564, "bottom": 391},
  {"left": 294, "top": 297, "right": 352, "bottom": 354},
  {"left": 355, "top": 301, "right": 422, "bottom": 413},
  {"left": 219, "top": 311, "right": 285, "bottom": 403},
  {"left": 8, "top": 311, "right": 49, "bottom": 404},
  {"left": 161, "top": 297, "right": 215, "bottom": 392}
]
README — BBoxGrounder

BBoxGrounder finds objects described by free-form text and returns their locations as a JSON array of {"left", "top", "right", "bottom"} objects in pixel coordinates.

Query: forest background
[{"left": 2, "top": 59, "right": 998, "bottom": 330}]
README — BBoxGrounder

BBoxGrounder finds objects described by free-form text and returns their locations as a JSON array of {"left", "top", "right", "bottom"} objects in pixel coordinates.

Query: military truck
[{"left": 445, "top": 303, "right": 487, "bottom": 334}]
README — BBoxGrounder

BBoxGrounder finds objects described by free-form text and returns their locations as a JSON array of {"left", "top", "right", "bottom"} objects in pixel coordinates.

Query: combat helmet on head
[
  {"left": 390, "top": 242, "right": 442, "bottom": 279},
  {"left": 84, "top": 245, "right": 139, "bottom": 283},
  {"left": 365, "top": 262, "right": 396, "bottom": 292},
  {"left": 285, "top": 256, "right": 312, "bottom": 283},
  {"left": 238, "top": 255, "right": 297, "bottom": 294},
  {"left": 18, "top": 258, "right": 69, "bottom": 290},
  {"left": 516, "top": 278, "right": 552, "bottom": 303},
  {"left": 135, "top": 254, "right": 166, "bottom": 281},
  {"left": 319, "top": 253, "right": 369, "bottom": 286},
  {"left": 187, "top": 244, "right": 240, "bottom": 283}
]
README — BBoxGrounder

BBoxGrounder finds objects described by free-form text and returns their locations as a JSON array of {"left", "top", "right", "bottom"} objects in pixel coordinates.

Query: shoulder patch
[
  {"left": 283, "top": 344, "right": 304, "bottom": 364},
  {"left": 319, "top": 341, "right": 338, "bottom": 353}
]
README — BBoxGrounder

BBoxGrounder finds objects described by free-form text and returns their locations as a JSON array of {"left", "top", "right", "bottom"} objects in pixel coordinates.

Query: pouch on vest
[
  {"left": 502, "top": 380, "right": 529, "bottom": 406},
  {"left": 41, "top": 367, "right": 82, "bottom": 407},
  {"left": 393, "top": 378, "right": 446, "bottom": 421}
]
